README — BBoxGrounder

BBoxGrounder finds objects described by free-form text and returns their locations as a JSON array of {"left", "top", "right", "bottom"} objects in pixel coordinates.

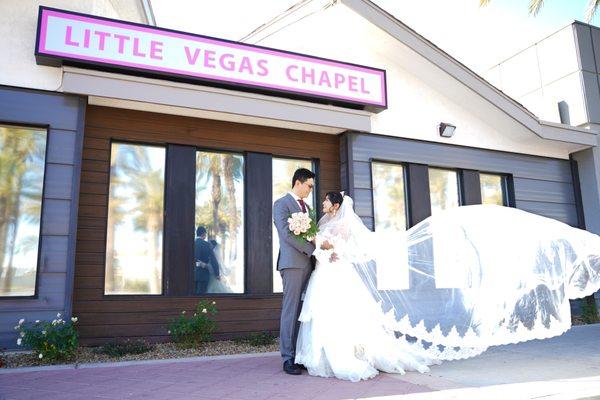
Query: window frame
[
  {"left": 368, "top": 160, "right": 516, "bottom": 232},
  {"left": 427, "top": 166, "right": 463, "bottom": 213},
  {"left": 0, "top": 122, "right": 49, "bottom": 300},
  {"left": 369, "top": 159, "right": 410, "bottom": 232},
  {"left": 271, "top": 155, "right": 318, "bottom": 294},
  {"left": 193, "top": 147, "right": 247, "bottom": 297},
  {"left": 103, "top": 139, "right": 168, "bottom": 298},
  {"left": 479, "top": 171, "right": 513, "bottom": 207}
]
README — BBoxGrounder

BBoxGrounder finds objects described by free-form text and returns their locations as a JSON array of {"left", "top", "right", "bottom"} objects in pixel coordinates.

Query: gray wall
[
  {"left": 0, "top": 86, "right": 85, "bottom": 350},
  {"left": 571, "top": 143, "right": 600, "bottom": 235},
  {"left": 341, "top": 132, "right": 579, "bottom": 229}
]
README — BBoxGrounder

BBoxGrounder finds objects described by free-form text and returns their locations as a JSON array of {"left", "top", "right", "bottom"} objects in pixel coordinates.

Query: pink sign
[{"left": 35, "top": 7, "right": 387, "bottom": 110}]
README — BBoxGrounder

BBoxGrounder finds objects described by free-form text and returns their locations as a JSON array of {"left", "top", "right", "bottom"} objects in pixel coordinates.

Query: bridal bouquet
[{"left": 288, "top": 209, "right": 318, "bottom": 242}]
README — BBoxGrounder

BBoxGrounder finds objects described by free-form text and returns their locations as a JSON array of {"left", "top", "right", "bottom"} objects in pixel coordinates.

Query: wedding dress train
[{"left": 294, "top": 197, "right": 600, "bottom": 381}]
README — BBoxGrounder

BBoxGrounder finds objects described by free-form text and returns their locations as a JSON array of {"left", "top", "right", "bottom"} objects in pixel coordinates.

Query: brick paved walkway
[{"left": 0, "top": 354, "right": 434, "bottom": 400}]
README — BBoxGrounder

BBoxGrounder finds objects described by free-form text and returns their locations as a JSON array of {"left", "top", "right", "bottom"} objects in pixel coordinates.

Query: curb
[{"left": 0, "top": 351, "right": 280, "bottom": 374}]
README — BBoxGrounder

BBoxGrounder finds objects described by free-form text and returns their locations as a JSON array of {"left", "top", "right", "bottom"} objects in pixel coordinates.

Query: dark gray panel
[
  {"left": 351, "top": 135, "right": 573, "bottom": 183},
  {"left": 340, "top": 162, "right": 348, "bottom": 191},
  {"left": 0, "top": 86, "right": 81, "bottom": 131},
  {"left": 40, "top": 235, "right": 69, "bottom": 273},
  {"left": 352, "top": 161, "right": 372, "bottom": 189},
  {"left": 37, "top": 273, "right": 68, "bottom": 295},
  {"left": 360, "top": 216, "right": 374, "bottom": 230},
  {"left": 353, "top": 188, "right": 373, "bottom": 217},
  {"left": 0, "top": 309, "right": 68, "bottom": 328},
  {"left": 406, "top": 163, "right": 432, "bottom": 226},
  {"left": 347, "top": 133, "right": 577, "bottom": 231},
  {"left": 513, "top": 178, "right": 576, "bottom": 204},
  {"left": 0, "top": 293, "right": 66, "bottom": 311},
  {"left": 0, "top": 87, "right": 84, "bottom": 349},
  {"left": 246, "top": 152, "right": 273, "bottom": 294},
  {"left": 41, "top": 199, "right": 71, "bottom": 235},
  {"left": 164, "top": 145, "right": 195, "bottom": 296},
  {"left": 44, "top": 164, "right": 74, "bottom": 199},
  {"left": 515, "top": 200, "right": 579, "bottom": 226},
  {"left": 47, "top": 130, "right": 77, "bottom": 164},
  {"left": 460, "top": 170, "right": 482, "bottom": 205}
]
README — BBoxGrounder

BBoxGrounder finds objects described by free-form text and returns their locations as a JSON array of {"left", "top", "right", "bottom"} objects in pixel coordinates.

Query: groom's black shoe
[{"left": 283, "top": 360, "right": 302, "bottom": 375}]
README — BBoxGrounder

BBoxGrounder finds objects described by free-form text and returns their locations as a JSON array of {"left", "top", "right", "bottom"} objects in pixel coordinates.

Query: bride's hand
[
  {"left": 320, "top": 240, "right": 334, "bottom": 250},
  {"left": 329, "top": 252, "right": 338, "bottom": 263}
]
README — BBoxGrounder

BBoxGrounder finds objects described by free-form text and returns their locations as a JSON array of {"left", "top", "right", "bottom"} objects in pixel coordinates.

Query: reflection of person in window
[
  {"left": 194, "top": 226, "right": 220, "bottom": 294},
  {"left": 207, "top": 239, "right": 232, "bottom": 293}
]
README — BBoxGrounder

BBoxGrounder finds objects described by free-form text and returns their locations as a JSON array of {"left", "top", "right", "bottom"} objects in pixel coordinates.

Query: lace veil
[{"left": 317, "top": 195, "right": 600, "bottom": 360}]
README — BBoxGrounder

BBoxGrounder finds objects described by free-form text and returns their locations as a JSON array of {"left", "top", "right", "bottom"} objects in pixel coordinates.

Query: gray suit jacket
[{"left": 273, "top": 193, "right": 315, "bottom": 270}]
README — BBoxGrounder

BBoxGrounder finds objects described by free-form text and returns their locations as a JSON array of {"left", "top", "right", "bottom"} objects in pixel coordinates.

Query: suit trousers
[{"left": 280, "top": 267, "right": 312, "bottom": 363}]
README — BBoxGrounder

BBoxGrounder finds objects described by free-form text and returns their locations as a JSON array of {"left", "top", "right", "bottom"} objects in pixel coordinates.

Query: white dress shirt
[{"left": 288, "top": 191, "right": 308, "bottom": 213}]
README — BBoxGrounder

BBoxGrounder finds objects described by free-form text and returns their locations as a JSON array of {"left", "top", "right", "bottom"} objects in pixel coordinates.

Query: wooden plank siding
[{"left": 73, "top": 106, "right": 340, "bottom": 345}]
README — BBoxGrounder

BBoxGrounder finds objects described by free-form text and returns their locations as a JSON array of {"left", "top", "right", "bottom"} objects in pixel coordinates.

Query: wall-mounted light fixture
[{"left": 438, "top": 122, "right": 456, "bottom": 138}]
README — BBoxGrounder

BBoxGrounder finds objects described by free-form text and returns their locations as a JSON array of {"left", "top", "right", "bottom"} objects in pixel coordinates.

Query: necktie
[{"left": 298, "top": 199, "right": 307, "bottom": 213}]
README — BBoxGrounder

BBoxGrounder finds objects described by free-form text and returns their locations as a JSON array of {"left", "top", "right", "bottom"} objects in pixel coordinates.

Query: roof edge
[{"left": 342, "top": 0, "right": 598, "bottom": 147}]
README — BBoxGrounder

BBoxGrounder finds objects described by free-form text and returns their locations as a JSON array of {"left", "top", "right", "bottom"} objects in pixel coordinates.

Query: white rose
[
  {"left": 71, "top": 317, "right": 78, "bottom": 323},
  {"left": 202, "top": 308, "right": 207, "bottom": 314},
  {"left": 56, "top": 313, "right": 61, "bottom": 318},
  {"left": 167, "top": 330, "right": 171, "bottom": 334},
  {"left": 52, "top": 320, "right": 57, "bottom": 325},
  {"left": 20, "top": 331, "right": 25, "bottom": 337},
  {"left": 35, "top": 320, "right": 40, "bottom": 324},
  {"left": 17, "top": 338, "right": 22, "bottom": 346},
  {"left": 39, "top": 353, "right": 43, "bottom": 359},
  {"left": 18, "top": 319, "right": 25, "bottom": 325},
  {"left": 293, "top": 229, "right": 301, "bottom": 236},
  {"left": 212, "top": 301, "right": 216, "bottom": 305}
]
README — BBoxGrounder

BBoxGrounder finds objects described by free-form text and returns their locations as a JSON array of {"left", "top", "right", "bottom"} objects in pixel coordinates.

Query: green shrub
[
  {"left": 233, "top": 331, "right": 276, "bottom": 347},
  {"left": 15, "top": 314, "right": 79, "bottom": 362},
  {"left": 581, "top": 295, "right": 600, "bottom": 324},
  {"left": 94, "top": 339, "right": 154, "bottom": 357},
  {"left": 168, "top": 300, "right": 217, "bottom": 348}
]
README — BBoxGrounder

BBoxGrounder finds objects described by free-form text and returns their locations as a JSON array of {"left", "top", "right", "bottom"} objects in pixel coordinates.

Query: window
[
  {"left": 272, "top": 158, "right": 314, "bottom": 293},
  {"left": 0, "top": 125, "right": 46, "bottom": 297},
  {"left": 429, "top": 168, "right": 460, "bottom": 215},
  {"left": 105, "top": 143, "right": 165, "bottom": 295},
  {"left": 371, "top": 162, "right": 407, "bottom": 232},
  {"left": 194, "top": 151, "right": 244, "bottom": 294},
  {"left": 480, "top": 173, "right": 508, "bottom": 206}
]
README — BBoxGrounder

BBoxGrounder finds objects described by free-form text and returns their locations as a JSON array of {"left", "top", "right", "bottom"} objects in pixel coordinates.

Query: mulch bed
[{"left": 0, "top": 339, "right": 279, "bottom": 369}]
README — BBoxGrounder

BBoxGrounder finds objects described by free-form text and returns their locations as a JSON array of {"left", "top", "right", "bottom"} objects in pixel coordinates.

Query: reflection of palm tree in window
[
  {"left": 0, "top": 127, "right": 45, "bottom": 295},
  {"left": 387, "top": 169, "right": 406, "bottom": 231},
  {"left": 113, "top": 145, "right": 164, "bottom": 294},
  {"left": 105, "top": 153, "right": 126, "bottom": 293},
  {"left": 195, "top": 152, "right": 243, "bottom": 289},
  {"left": 429, "top": 169, "right": 458, "bottom": 214}
]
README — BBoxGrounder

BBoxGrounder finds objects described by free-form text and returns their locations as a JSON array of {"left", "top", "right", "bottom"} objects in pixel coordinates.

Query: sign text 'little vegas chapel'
[{"left": 35, "top": 7, "right": 387, "bottom": 110}]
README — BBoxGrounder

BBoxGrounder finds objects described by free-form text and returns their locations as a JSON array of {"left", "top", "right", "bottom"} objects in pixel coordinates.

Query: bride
[{"left": 294, "top": 192, "right": 600, "bottom": 382}]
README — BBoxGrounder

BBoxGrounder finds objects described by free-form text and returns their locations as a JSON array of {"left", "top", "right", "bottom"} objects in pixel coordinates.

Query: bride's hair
[{"left": 325, "top": 191, "right": 344, "bottom": 207}]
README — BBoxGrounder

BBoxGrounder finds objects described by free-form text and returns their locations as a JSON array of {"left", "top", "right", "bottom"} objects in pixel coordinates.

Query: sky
[{"left": 150, "top": 0, "right": 600, "bottom": 74}]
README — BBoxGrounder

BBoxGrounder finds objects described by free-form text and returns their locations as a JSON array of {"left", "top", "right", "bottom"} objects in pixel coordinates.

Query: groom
[{"left": 273, "top": 168, "right": 316, "bottom": 375}]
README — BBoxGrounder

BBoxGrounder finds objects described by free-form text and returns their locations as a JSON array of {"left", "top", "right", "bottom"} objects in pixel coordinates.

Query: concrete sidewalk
[{"left": 1, "top": 324, "right": 599, "bottom": 400}]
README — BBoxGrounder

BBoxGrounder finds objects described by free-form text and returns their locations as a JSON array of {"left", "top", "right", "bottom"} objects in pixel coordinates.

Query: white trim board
[{"left": 60, "top": 66, "right": 372, "bottom": 134}]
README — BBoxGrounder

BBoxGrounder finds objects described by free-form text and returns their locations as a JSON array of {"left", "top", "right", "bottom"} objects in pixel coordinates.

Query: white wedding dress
[{"left": 294, "top": 196, "right": 600, "bottom": 382}]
